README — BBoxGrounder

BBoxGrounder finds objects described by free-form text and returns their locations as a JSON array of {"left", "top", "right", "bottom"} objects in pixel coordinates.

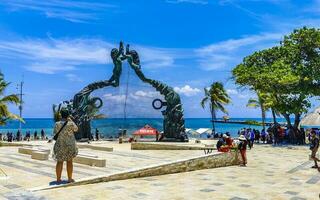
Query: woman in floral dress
[{"left": 53, "top": 109, "right": 78, "bottom": 183}]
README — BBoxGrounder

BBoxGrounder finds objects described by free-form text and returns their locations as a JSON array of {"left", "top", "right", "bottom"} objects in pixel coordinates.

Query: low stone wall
[
  {"left": 78, "top": 144, "right": 113, "bottom": 152},
  {"left": 0, "top": 142, "right": 32, "bottom": 147},
  {"left": 33, "top": 151, "right": 241, "bottom": 191},
  {"left": 131, "top": 142, "right": 216, "bottom": 150}
]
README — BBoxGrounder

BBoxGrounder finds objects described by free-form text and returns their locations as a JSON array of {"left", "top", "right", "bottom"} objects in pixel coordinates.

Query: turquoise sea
[{"left": 0, "top": 118, "right": 288, "bottom": 138}]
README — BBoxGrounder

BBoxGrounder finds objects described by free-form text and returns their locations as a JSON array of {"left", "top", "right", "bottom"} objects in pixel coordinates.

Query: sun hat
[
  {"left": 223, "top": 134, "right": 228, "bottom": 138},
  {"left": 239, "top": 135, "right": 246, "bottom": 141}
]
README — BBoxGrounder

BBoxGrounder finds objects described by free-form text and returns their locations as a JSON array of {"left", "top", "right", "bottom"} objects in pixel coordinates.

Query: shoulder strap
[{"left": 54, "top": 121, "right": 68, "bottom": 139}]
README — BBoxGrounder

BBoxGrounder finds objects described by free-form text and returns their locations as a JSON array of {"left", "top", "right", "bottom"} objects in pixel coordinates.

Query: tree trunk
[
  {"left": 261, "top": 107, "right": 266, "bottom": 130},
  {"left": 292, "top": 113, "right": 301, "bottom": 144},
  {"left": 293, "top": 113, "right": 301, "bottom": 129},
  {"left": 282, "top": 113, "right": 292, "bottom": 128},
  {"left": 271, "top": 109, "right": 277, "bottom": 124},
  {"left": 211, "top": 106, "right": 216, "bottom": 134}
]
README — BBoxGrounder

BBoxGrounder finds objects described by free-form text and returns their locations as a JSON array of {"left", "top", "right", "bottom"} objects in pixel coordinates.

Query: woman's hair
[{"left": 60, "top": 109, "right": 69, "bottom": 119}]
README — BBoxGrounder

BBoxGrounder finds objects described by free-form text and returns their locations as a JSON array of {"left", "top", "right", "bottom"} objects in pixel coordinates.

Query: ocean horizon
[{"left": 0, "top": 117, "right": 289, "bottom": 138}]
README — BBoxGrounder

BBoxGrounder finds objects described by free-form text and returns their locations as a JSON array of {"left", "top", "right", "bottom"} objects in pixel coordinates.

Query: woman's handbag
[{"left": 53, "top": 121, "right": 68, "bottom": 141}]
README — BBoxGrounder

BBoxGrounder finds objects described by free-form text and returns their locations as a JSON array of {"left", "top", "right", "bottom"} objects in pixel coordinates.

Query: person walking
[
  {"left": 309, "top": 130, "right": 320, "bottom": 172},
  {"left": 238, "top": 135, "right": 248, "bottom": 167},
  {"left": 95, "top": 128, "right": 100, "bottom": 141},
  {"left": 41, "top": 129, "right": 46, "bottom": 140},
  {"left": 53, "top": 109, "right": 79, "bottom": 183}
]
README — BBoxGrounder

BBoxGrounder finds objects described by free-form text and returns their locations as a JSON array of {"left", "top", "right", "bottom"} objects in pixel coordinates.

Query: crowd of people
[
  {"left": 0, "top": 129, "right": 48, "bottom": 142},
  {"left": 236, "top": 126, "right": 319, "bottom": 146},
  {"left": 214, "top": 126, "right": 320, "bottom": 169}
]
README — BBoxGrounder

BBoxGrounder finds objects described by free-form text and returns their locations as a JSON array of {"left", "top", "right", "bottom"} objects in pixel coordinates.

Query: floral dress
[{"left": 53, "top": 120, "right": 78, "bottom": 161}]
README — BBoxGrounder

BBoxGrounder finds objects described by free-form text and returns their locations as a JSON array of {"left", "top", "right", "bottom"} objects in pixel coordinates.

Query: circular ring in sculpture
[
  {"left": 152, "top": 99, "right": 164, "bottom": 110},
  {"left": 91, "top": 97, "right": 103, "bottom": 109}
]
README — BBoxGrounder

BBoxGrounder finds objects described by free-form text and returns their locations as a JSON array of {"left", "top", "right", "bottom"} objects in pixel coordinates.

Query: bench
[
  {"left": 18, "top": 147, "right": 34, "bottom": 155},
  {"left": 74, "top": 154, "right": 106, "bottom": 167},
  {"left": 31, "top": 151, "right": 49, "bottom": 161},
  {"left": 203, "top": 144, "right": 215, "bottom": 154},
  {"left": 18, "top": 147, "right": 51, "bottom": 155}
]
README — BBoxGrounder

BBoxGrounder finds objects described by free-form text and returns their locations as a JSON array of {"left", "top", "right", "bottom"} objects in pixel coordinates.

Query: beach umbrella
[
  {"left": 133, "top": 124, "right": 159, "bottom": 136},
  {"left": 300, "top": 107, "right": 320, "bottom": 127}
]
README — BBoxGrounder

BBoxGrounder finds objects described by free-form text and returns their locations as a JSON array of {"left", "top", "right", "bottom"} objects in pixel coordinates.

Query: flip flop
[{"left": 311, "top": 165, "right": 319, "bottom": 169}]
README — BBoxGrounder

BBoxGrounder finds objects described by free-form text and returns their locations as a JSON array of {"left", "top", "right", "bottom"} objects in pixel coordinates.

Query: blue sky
[{"left": 0, "top": 0, "right": 319, "bottom": 118}]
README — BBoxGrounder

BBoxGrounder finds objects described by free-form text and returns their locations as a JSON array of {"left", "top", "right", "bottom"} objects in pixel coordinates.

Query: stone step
[
  {"left": 77, "top": 144, "right": 113, "bottom": 152},
  {"left": 31, "top": 151, "right": 49, "bottom": 161},
  {"left": 73, "top": 155, "right": 106, "bottom": 167}
]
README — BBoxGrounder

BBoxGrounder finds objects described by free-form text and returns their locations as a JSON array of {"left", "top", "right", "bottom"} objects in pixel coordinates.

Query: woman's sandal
[{"left": 68, "top": 179, "right": 75, "bottom": 183}]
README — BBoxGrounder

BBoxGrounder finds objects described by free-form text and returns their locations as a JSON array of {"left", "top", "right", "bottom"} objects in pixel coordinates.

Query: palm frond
[{"left": 0, "top": 94, "right": 20, "bottom": 105}]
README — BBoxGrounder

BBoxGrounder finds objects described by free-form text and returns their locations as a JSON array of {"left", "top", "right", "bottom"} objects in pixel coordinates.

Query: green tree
[
  {"left": 201, "top": 82, "right": 231, "bottom": 133},
  {"left": 0, "top": 72, "right": 23, "bottom": 125},
  {"left": 233, "top": 27, "right": 320, "bottom": 143}
]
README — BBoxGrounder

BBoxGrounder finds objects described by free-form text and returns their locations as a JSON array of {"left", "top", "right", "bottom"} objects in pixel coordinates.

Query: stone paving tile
[
  {"left": 199, "top": 188, "right": 215, "bottom": 192},
  {"left": 229, "top": 197, "right": 248, "bottom": 200},
  {"left": 290, "top": 181, "right": 302, "bottom": 185},
  {"left": 5, "top": 156, "right": 96, "bottom": 177},
  {"left": 211, "top": 183, "right": 224, "bottom": 186},
  {"left": 290, "top": 197, "right": 307, "bottom": 200},
  {"left": 285, "top": 191, "right": 299, "bottom": 195},
  {"left": 239, "top": 184, "right": 251, "bottom": 187},
  {"left": 3, "top": 184, "right": 21, "bottom": 189},
  {"left": 287, "top": 161, "right": 311, "bottom": 173},
  {"left": 0, "top": 161, "right": 55, "bottom": 178},
  {"left": 305, "top": 174, "right": 320, "bottom": 184}
]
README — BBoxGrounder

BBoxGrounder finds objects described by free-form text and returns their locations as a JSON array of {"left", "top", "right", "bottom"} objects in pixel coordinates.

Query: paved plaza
[{"left": 0, "top": 141, "right": 319, "bottom": 199}]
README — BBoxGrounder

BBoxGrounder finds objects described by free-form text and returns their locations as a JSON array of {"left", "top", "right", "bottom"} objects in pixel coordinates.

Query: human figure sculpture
[
  {"left": 125, "top": 44, "right": 187, "bottom": 141},
  {"left": 54, "top": 42, "right": 188, "bottom": 141}
]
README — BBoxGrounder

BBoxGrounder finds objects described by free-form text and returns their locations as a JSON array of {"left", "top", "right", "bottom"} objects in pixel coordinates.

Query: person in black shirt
[
  {"left": 310, "top": 130, "right": 320, "bottom": 172},
  {"left": 95, "top": 128, "right": 100, "bottom": 141}
]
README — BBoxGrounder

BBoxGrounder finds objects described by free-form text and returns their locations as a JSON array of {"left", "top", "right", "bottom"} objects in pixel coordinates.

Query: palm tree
[
  {"left": 0, "top": 72, "right": 22, "bottom": 125},
  {"left": 201, "top": 82, "right": 231, "bottom": 134},
  {"left": 246, "top": 95, "right": 266, "bottom": 130}
]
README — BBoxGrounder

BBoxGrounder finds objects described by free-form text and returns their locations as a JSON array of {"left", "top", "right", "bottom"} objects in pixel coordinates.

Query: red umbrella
[{"left": 133, "top": 125, "right": 159, "bottom": 136}]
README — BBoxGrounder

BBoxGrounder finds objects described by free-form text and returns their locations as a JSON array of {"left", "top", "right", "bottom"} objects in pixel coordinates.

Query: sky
[{"left": 0, "top": 0, "right": 319, "bottom": 118}]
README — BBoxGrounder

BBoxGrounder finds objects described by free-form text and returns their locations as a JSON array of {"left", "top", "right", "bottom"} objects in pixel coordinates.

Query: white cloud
[
  {"left": 65, "top": 73, "right": 82, "bottom": 82},
  {"left": 195, "top": 33, "right": 283, "bottom": 71},
  {"left": 103, "top": 93, "right": 126, "bottom": 103},
  {"left": 174, "top": 85, "right": 201, "bottom": 97},
  {"left": 0, "top": 38, "right": 111, "bottom": 74},
  {"left": 27, "top": 63, "right": 75, "bottom": 74},
  {"left": 133, "top": 90, "right": 158, "bottom": 98},
  {"left": 226, "top": 89, "right": 238, "bottom": 95},
  {"left": 0, "top": 37, "right": 187, "bottom": 74},
  {"left": 0, "top": 0, "right": 116, "bottom": 23}
]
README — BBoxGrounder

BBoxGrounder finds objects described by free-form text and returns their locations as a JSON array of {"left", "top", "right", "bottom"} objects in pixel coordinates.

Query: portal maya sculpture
[{"left": 53, "top": 42, "right": 188, "bottom": 142}]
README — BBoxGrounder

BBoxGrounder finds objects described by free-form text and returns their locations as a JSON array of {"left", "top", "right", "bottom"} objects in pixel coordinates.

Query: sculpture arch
[{"left": 53, "top": 42, "right": 188, "bottom": 142}]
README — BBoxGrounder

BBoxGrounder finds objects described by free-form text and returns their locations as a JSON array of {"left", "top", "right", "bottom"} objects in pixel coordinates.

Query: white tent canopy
[
  {"left": 195, "top": 128, "right": 211, "bottom": 135},
  {"left": 300, "top": 106, "right": 320, "bottom": 127}
]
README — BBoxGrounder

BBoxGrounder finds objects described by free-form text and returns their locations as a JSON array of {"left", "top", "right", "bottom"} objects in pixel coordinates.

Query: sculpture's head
[
  {"left": 130, "top": 50, "right": 140, "bottom": 65},
  {"left": 111, "top": 48, "right": 119, "bottom": 60}
]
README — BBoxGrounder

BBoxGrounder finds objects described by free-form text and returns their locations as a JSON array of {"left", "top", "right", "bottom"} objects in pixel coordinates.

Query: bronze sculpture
[{"left": 53, "top": 42, "right": 188, "bottom": 142}]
